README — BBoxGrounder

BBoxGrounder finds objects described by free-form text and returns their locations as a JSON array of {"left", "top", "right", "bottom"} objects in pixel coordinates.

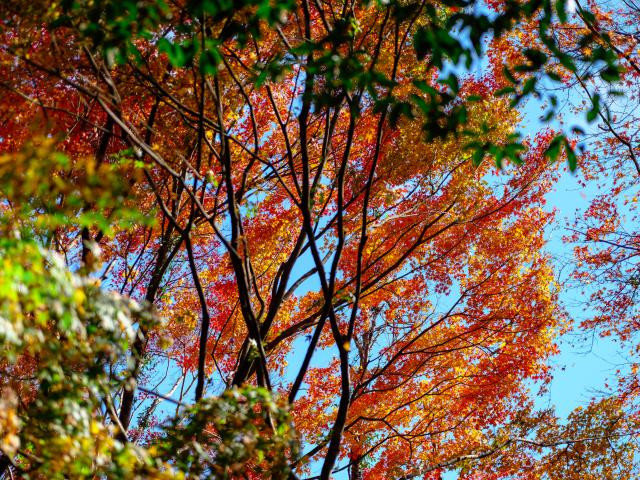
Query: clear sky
[
  {"left": 518, "top": 89, "right": 627, "bottom": 418},
  {"left": 540, "top": 168, "right": 622, "bottom": 418}
]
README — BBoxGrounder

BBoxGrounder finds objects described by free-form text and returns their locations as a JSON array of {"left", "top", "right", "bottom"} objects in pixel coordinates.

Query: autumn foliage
[{"left": 0, "top": 0, "right": 638, "bottom": 478}]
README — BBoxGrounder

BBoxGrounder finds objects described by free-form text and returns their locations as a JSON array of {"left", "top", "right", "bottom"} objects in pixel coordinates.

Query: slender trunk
[{"left": 350, "top": 456, "right": 363, "bottom": 480}]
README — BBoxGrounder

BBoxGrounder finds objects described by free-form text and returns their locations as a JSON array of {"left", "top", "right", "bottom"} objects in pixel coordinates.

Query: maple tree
[
  {"left": 490, "top": 0, "right": 640, "bottom": 476},
  {"left": 561, "top": 0, "right": 640, "bottom": 440},
  {"left": 0, "top": 0, "right": 637, "bottom": 478}
]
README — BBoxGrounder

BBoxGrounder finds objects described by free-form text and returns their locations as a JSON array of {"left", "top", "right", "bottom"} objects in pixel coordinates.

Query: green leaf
[
  {"left": 523, "top": 48, "right": 548, "bottom": 68},
  {"left": 600, "top": 65, "right": 621, "bottom": 83},
  {"left": 158, "top": 38, "right": 195, "bottom": 68},
  {"left": 522, "top": 76, "right": 538, "bottom": 95},
  {"left": 564, "top": 138, "right": 578, "bottom": 171},
  {"left": 495, "top": 86, "right": 516, "bottom": 97},
  {"left": 60, "top": 311, "right": 73, "bottom": 331},
  {"left": 586, "top": 93, "right": 601, "bottom": 122},
  {"left": 556, "top": 0, "right": 568, "bottom": 23},
  {"left": 472, "top": 148, "right": 485, "bottom": 167},
  {"left": 503, "top": 66, "right": 518, "bottom": 85},
  {"left": 545, "top": 134, "right": 564, "bottom": 162}
]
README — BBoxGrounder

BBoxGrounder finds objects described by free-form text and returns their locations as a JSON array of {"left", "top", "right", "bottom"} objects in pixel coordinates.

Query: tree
[
  {"left": 561, "top": 0, "right": 640, "bottom": 429},
  {"left": 0, "top": 0, "right": 633, "bottom": 478},
  {"left": 493, "top": 1, "right": 640, "bottom": 476}
]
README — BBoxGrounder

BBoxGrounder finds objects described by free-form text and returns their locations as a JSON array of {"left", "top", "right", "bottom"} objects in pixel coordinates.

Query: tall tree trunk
[{"left": 349, "top": 453, "right": 363, "bottom": 480}]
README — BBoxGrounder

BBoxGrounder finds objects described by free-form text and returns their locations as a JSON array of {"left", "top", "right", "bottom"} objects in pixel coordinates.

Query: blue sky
[
  {"left": 518, "top": 90, "right": 626, "bottom": 417},
  {"left": 539, "top": 167, "right": 621, "bottom": 418}
]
